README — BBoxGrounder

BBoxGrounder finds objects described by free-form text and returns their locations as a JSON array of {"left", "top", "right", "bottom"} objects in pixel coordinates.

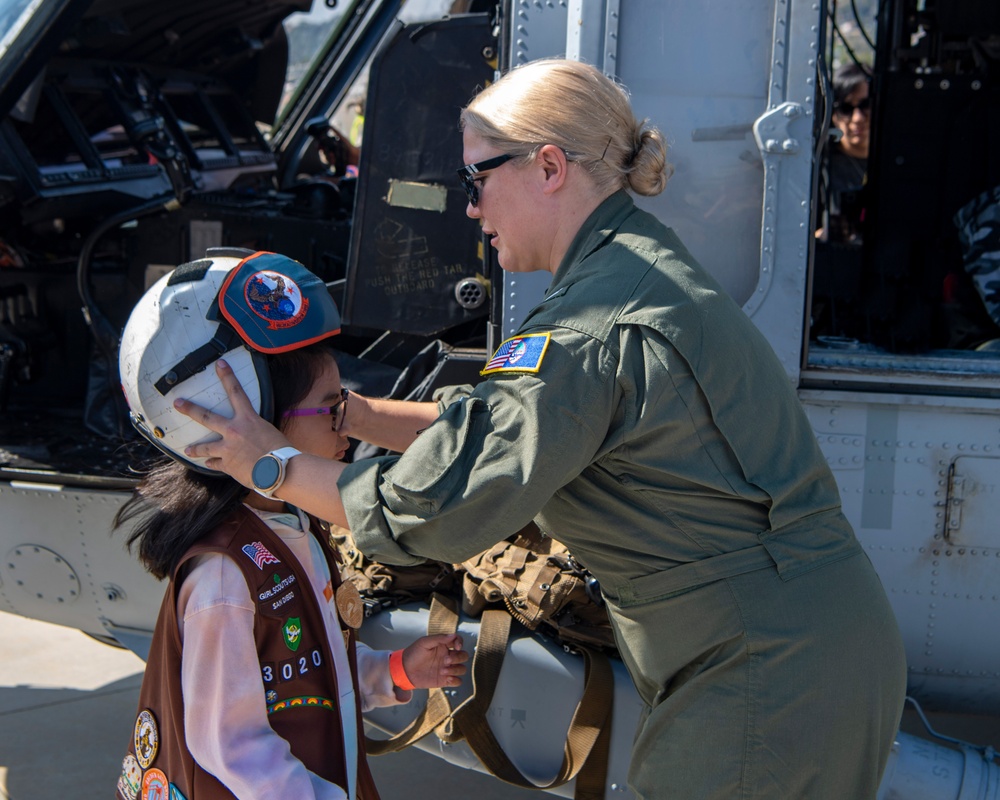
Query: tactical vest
[{"left": 115, "top": 506, "right": 380, "bottom": 800}]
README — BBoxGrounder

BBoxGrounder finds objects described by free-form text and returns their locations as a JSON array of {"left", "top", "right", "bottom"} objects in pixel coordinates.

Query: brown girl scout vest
[{"left": 114, "top": 506, "right": 380, "bottom": 800}]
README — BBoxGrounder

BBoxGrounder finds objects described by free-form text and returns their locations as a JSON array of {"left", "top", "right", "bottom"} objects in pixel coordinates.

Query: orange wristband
[{"left": 389, "top": 649, "right": 415, "bottom": 691}]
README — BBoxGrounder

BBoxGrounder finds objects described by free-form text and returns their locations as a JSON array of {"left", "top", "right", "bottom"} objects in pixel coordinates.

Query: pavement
[
  {"left": 0, "top": 610, "right": 535, "bottom": 800},
  {"left": 3, "top": 609, "right": 999, "bottom": 799}
]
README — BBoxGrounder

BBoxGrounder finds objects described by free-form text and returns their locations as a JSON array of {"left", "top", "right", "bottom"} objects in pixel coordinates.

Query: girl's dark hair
[{"left": 114, "top": 342, "right": 336, "bottom": 579}]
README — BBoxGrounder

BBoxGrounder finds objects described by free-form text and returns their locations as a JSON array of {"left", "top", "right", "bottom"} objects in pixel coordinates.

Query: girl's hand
[{"left": 400, "top": 633, "right": 469, "bottom": 690}]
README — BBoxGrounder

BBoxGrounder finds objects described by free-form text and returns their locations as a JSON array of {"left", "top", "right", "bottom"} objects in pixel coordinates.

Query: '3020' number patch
[{"left": 261, "top": 648, "right": 324, "bottom": 684}]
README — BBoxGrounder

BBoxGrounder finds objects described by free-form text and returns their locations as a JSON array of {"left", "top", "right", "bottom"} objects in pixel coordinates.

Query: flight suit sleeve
[{"left": 338, "top": 327, "right": 618, "bottom": 566}]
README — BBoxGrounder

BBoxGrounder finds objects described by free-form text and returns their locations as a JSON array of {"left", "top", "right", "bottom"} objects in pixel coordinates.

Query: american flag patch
[
  {"left": 481, "top": 332, "right": 551, "bottom": 376},
  {"left": 242, "top": 541, "right": 281, "bottom": 570}
]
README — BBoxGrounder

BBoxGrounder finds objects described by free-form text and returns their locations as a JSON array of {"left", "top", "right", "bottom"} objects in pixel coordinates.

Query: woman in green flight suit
[{"left": 178, "top": 57, "right": 907, "bottom": 799}]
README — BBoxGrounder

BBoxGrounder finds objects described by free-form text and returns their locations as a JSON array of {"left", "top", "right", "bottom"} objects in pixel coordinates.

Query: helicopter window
[
  {"left": 8, "top": 88, "right": 90, "bottom": 172},
  {"left": 160, "top": 90, "right": 230, "bottom": 161},
  {"left": 806, "top": 0, "right": 1000, "bottom": 385},
  {"left": 63, "top": 86, "right": 147, "bottom": 168},
  {"left": 210, "top": 92, "right": 269, "bottom": 156},
  {"left": 154, "top": 79, "right": 272, "bottom": 172}
]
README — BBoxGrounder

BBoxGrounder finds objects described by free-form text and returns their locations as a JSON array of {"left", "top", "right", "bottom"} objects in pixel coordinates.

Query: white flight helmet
[{"left": 119, "top": 248, "right": 341, "bottom": 474}]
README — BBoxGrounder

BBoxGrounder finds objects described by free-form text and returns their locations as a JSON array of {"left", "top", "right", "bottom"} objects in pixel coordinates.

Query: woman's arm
[
  {"left": 342, "top": 393, "right": 441, "bottom": 454},
  {"left": 174, "top": 359, "right": 439, "bottom": 526}
]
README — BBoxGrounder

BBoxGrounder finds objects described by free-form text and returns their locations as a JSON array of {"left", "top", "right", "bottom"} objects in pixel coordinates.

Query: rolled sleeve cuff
[
  {"left": 338, "top": 456, "right": 426, "bottom": 566},
  {"left": 432, "top": 383, "right": 473, "bottom": 412}
]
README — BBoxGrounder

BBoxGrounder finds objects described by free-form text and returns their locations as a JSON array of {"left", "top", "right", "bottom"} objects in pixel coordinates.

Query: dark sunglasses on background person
[
  {"left": 283, "top": 387, "right": 349, "bottom": 432},
  {"left": 457, "top": 154, "right": 513, "bottom": 207},
  {"left": 833, "top": 97, "right": 871, "bottom": 117}
]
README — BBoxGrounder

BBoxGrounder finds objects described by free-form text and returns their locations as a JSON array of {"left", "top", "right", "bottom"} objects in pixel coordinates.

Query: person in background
[
  {"left": 817, "top": 61, "right": 872, "bottom": 243},
  {"left": 114, "top": 251, "right": 466, "bottom": 800},
  {"left": 176, "top": 60, "right": 907, "bottom": 799}
]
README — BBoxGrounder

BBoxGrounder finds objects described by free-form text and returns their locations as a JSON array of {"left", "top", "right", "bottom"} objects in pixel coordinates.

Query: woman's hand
[
  {"left": 400, "top": 633, "right": 468, "bottom": 691},
  {"left": 173, "top": 358, "right": 290, "bottom": 488}
]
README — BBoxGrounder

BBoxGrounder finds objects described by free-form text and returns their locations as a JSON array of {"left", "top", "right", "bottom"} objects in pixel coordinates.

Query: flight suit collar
[{"left": 549, "top": 190, "right": 636, "bottom": 290}]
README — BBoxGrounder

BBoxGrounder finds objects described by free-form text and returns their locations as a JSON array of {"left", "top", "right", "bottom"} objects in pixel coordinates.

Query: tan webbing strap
[
  {"left": 558, "top": 647, "right": 614, "bottom": 793},
  {"left": 448, "top": 610, "right": 615, "bottom": 796},
  {"left": 364, "top": 594, "right": 460, "bottom": 755},
  {"left": 365, "top": 596, "right": 616, "bottom": 799},
  {"left": 567, "top": 655, "right": 613, "bottom": 800}
]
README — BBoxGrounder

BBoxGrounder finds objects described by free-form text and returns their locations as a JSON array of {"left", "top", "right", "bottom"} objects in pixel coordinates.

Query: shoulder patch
[{"left": 481, "top": 333, "right": 551, "bottom": 376}]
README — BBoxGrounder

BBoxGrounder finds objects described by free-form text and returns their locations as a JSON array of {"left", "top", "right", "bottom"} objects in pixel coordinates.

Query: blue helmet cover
[{"left": 219, "top": 251, "right": 341, "bottom": 353}]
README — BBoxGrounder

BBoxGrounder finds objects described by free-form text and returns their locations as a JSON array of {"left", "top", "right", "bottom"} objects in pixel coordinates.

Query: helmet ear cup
[{"left": 119, "top": 256, "right": 264, "bottom": 475}]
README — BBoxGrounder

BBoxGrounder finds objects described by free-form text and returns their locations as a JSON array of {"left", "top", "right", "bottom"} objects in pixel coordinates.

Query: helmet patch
[
  {"left": 219, "top": 251, "right": 341, "bottom": 353},
  {"left": 244, "top": 270, "right": 308, "bottom": 329}
]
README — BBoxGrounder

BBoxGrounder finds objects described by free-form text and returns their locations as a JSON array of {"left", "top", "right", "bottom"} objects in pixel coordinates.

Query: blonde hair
[{"left": 460, "top": 58, "right": 672, "bottom": 197}]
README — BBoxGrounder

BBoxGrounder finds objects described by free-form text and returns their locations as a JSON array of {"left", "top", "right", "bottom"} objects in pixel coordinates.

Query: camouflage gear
[{"left": 955, "top": 183, "right": 1000, "bottom": 325}]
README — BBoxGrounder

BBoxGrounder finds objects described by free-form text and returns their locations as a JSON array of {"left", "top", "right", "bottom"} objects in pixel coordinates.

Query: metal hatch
[
  {"left": 945, "top": 455, "right": 1000, "bottom": 549},
  {"left": 340, "top": 13, "right": 496, "bottom": 337}
]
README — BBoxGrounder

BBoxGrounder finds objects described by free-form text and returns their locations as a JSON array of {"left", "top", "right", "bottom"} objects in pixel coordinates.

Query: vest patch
[
  {"left": 242, "top": 541, "right": 281, "bottom": 569},
  {"left": 283, "top": 617, "right": 302, "bottom": 651},
  {"left": 133, "top": 709, "right": 159, "bottom": 769},
  {"left": 258, "top": 572, "right": 296, "bottom": 601},
  {"left": 268, "top": 695, "right": 336, "bottom": 715},
  {"left": 481, "top": 332, "right": 550, "bottom": 375},
  {"left": 142, "top": 768, "right": 168, "bottom": 799},
  {"left": 117, "top": 754, "right": 141, "bottom": 800}
]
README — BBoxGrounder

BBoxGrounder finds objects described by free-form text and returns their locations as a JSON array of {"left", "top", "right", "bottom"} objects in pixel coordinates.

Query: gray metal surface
[
  {"left": 362, "top": 604, "right": 641, "bottom": 798},
  {"left": 803, "top": 395, "right": 1000, "bottom": 714},
  {"left": 500, "top": 0, "right": 819, "bottom": 380},
  {"left": 0, "top": 484, "right": 164, "bottom": 642}
]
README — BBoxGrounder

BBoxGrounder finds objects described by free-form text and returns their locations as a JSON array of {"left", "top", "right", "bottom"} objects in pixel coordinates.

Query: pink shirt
[{"left": 177, "top": 506, "right": 402, "bottom": 799}]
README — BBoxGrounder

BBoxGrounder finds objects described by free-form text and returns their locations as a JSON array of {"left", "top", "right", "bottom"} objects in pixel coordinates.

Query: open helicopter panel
[{"left": 0, "top": 54, "right": 341, "bottom": 481}]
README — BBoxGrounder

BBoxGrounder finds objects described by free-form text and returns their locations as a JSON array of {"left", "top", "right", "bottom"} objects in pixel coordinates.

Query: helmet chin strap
[{"left": 153, "top": 321, "right": 243, "bottom": 396}]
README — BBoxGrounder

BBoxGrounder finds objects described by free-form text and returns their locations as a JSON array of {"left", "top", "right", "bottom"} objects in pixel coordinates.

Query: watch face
[{"left": 252, "top": 455, "right": 281, "bottom": 491}]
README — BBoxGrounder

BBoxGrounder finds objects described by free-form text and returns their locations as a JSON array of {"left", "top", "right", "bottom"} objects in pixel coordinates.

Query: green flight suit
[{"left": 340, "top": 191, "right": 907, "bottom": 799}]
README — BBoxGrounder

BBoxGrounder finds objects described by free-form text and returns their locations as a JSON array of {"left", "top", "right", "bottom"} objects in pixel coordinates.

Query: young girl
[{"left": 113, "top": 250, "right": 466, "bottom": 800}]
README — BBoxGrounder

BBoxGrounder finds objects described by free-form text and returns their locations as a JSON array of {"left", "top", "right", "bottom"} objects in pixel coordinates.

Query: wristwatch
[{"left": 251, "top": 447, "right": 302, "bottom": 498}]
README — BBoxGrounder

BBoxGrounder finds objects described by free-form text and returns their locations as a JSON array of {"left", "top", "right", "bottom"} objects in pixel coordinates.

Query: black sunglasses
[
  {"left": 282, "top": 388, "right": 350, "bottom": 432},
  {"left": 833, "top": 97, "right": 871, "bottom": 117},
  {"left": 456, "top": 154, "right": 514, "bottom": 207}
]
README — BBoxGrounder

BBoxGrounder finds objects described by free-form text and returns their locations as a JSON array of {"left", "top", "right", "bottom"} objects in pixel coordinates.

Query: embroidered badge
[
  {"left": 258, "top": 572, "right": 296, "bottom": 602},
  {"left": 336, "top": 581, "right": 364, "bottom": 629},
  {"left": 168, "top": 784, "right": 189, "bottom": 800},
  {"left": 244, "top": 270, "right": 309, "bottom": 329},
  {"left": 242, "top": 541, "right": 281, "bottom": 570},
  {"left": 133, "top": 709, "right": 159, "bottom": 769},
  {"left": 141, "top": 767, "right": 168, "bottom": 800},
  {"left": 481, "top": 333, "right": 551, "bottom": 375},
  {"left": 117, "top": 754, "right": 142, "bottom": 800},
  {"left": 266, "top": 689, "right": 278, "bottom": 704},
  {"left": 283, "top": 617, "right": 302, "bottom": 651},
  {"left": 268, "top": 695, "right": 335, "bottom": 715}
]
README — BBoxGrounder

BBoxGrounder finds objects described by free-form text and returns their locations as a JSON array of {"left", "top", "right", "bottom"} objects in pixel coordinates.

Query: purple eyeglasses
[{"left": 282, "top": 388, "right": 349, "bottom": 432}]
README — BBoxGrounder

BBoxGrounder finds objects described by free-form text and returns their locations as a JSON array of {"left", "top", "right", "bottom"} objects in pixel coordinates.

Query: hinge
[
  {"left": 752, "top": 101, "right": 805, "bottom": 156},
  {"left": 945, "top": 462, "right": 964, "bottom": 540}
]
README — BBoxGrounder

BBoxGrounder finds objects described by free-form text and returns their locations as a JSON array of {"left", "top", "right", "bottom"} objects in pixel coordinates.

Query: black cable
[
  {"left": 829, "top": 14, "right": 869, "bottom": 72},
  {"left": 76, "top": 196, "right": 176, "bottom": 361},
  {"left": 850, "top": 0, "right": 876, "bottom": 51},
  {"left": 76, "top": 196, "right": 178, "bottom": 438}
]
